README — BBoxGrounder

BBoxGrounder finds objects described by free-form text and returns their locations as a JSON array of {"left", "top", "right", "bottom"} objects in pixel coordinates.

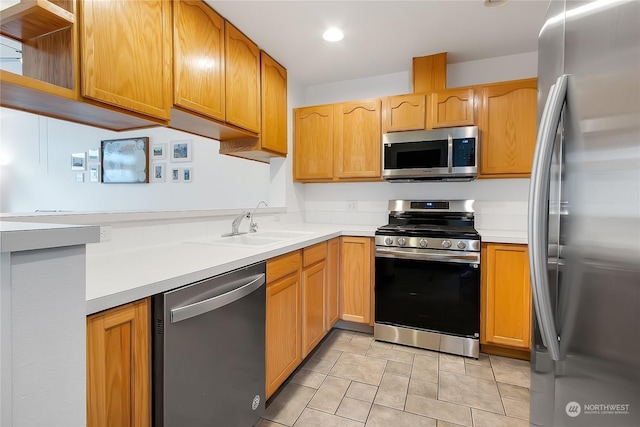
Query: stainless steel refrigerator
[{"left": 528, "top": 0, "right": 640, "bottom": 426}]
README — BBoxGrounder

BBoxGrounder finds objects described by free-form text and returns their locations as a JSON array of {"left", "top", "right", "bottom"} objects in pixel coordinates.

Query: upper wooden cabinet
[
  {"left": 219, "top": 50, "right": 288, "bottom": 162},
  {"left": 80, "top": 0, "right": 172, "bottom": 120},
  {"left": 0, "top": 0, "right": 75, "bottom": 41},
  {"left": 412, "top": 52, "right": 447, "bottom": 93},
  {"left": 87, "top": 298, "right": 150, "bottom": 427},
  {"left": 382, "top": 94, "right": 426, "bottom": 133},
  {"left": 334, "top": 99, "right": 381, "bottom": 179},
  {"left": 478, "top": 78, "right": 538, "bottom": 178},
  {"left": 172, "top": 0, "right": 225, "bottom": 121},
  {"left": 293, "top": 104, "right": 334, "bottom": 181},
  {"left": 260, "top": 51, "right": 288, "bottom": 155},
  {"left": 225, "top": 21, "right": 260, "bottom": 133},
  {"left": 481, "top": 243, "right": 532, "bottom": 352},
  {"left": 294, "top": 100, "right": 381, "bottom": 182},
  {"left": 428, "top": 87, "right": 475, "bottom": 129}
]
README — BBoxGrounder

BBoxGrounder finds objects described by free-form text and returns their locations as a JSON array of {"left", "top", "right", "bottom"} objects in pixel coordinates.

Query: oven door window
[
  {"left": 384, "top": 140, "right": 448, "bottom": 169},
  {"left": 375, "top": 257, "right": 480, "bottom": 338}
]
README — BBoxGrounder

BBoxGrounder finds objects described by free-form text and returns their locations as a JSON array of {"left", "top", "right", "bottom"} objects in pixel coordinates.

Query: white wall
[
  {"left": 300, "top": 51, "right": 538, "bottom": 225},
  {"left": 0, "top": 108, "right": 271, "bottom": 213}
]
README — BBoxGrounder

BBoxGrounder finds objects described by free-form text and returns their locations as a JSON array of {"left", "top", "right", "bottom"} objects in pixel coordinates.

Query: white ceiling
[{"left": 206, "top": 0, "right": 549, "bottom": 87}]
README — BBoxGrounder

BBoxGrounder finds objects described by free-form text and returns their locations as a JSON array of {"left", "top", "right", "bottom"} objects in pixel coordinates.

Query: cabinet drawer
[
  {"left": 267, "top": 251, "right": 301, "bottom": 283},
  {"left": 303, "top": 242, "right": 327, "bottom": 267}
]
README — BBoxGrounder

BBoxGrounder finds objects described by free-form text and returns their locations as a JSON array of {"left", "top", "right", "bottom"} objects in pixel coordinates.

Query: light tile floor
[{"left": 259, "top": 329, "right": 531, "bottom": 427}]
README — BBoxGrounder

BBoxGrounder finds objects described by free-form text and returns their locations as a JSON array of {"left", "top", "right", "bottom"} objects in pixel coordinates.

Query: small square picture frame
[
  {"left": 151, "top": 143, "right": 167, "bottom": 160},
  {"left": 89, "top": 165, "right": 100, "bottom": 182},
  {"left": 171, "top": 167, "right": 181, "bottom": 182},
  {"left": 183, "top": 167, "right": 192, "bottom": 183},
  {"left": 152, "top": 163, "right": 166, "bottom": 182},
  {"left": 170, "top": 140, "right": 192, "bottom": 162},
  {"left": 71, "top": 152, "right": 86, "bottom": 171},
  {"left": 88, "top": 149, "right": 100, "bottom": 163}
]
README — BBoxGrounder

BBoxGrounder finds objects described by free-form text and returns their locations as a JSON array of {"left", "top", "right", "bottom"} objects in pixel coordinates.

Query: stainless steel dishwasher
[{"left": 152, "top": 262, "right": 266, "bottom": 427}]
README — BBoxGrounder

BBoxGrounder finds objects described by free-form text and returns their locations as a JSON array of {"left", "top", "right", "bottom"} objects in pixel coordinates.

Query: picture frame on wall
[
  {"left": 152, "top": 143, "right": 167, "bottom": 160},
  {"left": 88, "top": 149, "right": 100, "bottom": 163},
  {"left": 89, "top": 165, "right": 100, "bottom": 182},
  {"left": 71, "top": 152, "right": 86, "bottom": 171},
  {"left": 171, "top": 167, "right": 181, "bottom": 182},
  {"left": 152, "top": 163, "right": 165, "bottom": 182},
  {"left": 183, "top": 167, "right": 192, "bottom": 183},
  {"left": 170, "top": 140, "right": 192, "bottom": 162},
  {"left": 101, "top": 137, "right": 149, "bottom": 184}
]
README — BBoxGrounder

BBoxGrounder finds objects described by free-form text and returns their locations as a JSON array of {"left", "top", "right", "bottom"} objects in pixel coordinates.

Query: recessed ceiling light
[
  {"left": 484, "top": 0, "right": 511, "bottom": 7},
  {"left": 323, "top": 27, "right": 344, "bottom": 42}
]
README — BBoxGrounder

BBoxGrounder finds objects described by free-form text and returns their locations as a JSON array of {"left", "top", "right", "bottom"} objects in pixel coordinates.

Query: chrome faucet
[
  {"left": 222, "top": 211, "right": 251, "bottom": 236},
  {"left": 249, "top": 201, "right": 268, "bottom": 233}
]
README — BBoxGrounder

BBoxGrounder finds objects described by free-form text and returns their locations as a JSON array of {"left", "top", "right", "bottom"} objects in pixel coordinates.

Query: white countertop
[
  {"left": 86, "top": 223, "right": 376, "bottom": 314},
  {"left": 0, "top": 221, "right": 99, "bottom": 253},
  {"left": 477, "top": 229, "right": 528, "bottom": 245}
]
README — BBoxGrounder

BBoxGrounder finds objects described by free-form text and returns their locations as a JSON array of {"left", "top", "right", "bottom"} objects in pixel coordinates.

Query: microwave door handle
[
  {"left": 528, "top": 74, "right": 568, "bottom": 361},
  {"left": 447, "top": 133, "right": 453, "bottom": 173}
]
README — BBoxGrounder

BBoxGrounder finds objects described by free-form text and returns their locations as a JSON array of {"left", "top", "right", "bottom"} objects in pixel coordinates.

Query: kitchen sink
[{"left": 185, "top": 230, "right": 313, "bottom": 248}]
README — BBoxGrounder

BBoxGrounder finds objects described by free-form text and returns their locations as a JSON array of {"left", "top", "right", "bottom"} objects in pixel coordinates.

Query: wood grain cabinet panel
[
  {"left": 225, "top": 21, "right": 260, "bottom": 133},
  {"left": 266, "top": 270, "right": 301, "bottom": 399},
  {"left": 339, "top": 237, "right": 372, "bottom": 324},
  {"left": 87, "top": 298, "right": 150, "bottom": 427},
  {"left": 172, "top": 0, "right": 225, "bottom": 120},
  {"left": 429, "top": 88, "right": 475, "bottom": 128},
  {"left": 481, "top": 243, "right": 532, "bottom": 350},
  {"left": 302, "top": 261, "right": 327, "bottom": 358},
  {"left": 325, "top": 238, "right": 340, "bottom": 330},
  {"left": 260, "top": 51, "right": 288, "bottom": 155},
  {"left": 478, "top": 78, "right": 537, "bottom": 178},
  {"left": 293, "top": 105, "right": 334, "bottom": 181},
  {"left": 80, "top": 0, "right": 171, "bottom": 120},
  {"left": 382, "top": 94, "right": 426, "bottom": 132},
  {"left": 334, "top": 99, "right": 382, "bottom": 179}
]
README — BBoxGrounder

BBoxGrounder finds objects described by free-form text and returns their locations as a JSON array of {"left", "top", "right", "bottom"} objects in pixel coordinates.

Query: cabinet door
[
  {"left": 80, "top": 0, "right": 171, "bottom": 120},
  {"left": 293, "top": 105, "right": 334, "bottom": 181},
  {"left": 266, "top": 273, "right": 301, "bottom": 399},
  {"left": 302, "top": 261, "right": 327, "bottom": 357},
  {"left": 261, "top": 51, "right": 288, "bottom": 155},
  {"left": 225, "top": 21, "right": 260, "bottom": 133},
  {"left": 479, "top": 78, "right": 537, "bottom": 177},
  {"left": 325, "top": 237, "right": 340, "bottom": 330},
  {"left": 429, "top": 88, "right": 475, "bottom": 128},
  {"left": 383, "top": 94, "right": 426, "bottom": 132},
  {"left": 87, "top": 298, "right": 150, "bottom": 427},
  {"left": 481, "top": 244, "right": 532, "bottom": 349},
  {"left": 334, "top": 99, "right": 382, "bottom": 179},
  {"left": 173, "top": 0, "right": 225, "bottom": 120},
  {"left": 339, "top": 237, "right": 372, "bottom": 324}
]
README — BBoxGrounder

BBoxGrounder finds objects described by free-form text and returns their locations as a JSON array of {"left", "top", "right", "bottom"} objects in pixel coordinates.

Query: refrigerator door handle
[{"left": 528, "top": 74, "right": 569, "bottom": 361}]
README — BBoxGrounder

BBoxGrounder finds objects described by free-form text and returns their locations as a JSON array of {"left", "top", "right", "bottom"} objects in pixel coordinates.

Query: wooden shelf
[{"left": 1, "top": 0, "right": 74, "bottom": 42}]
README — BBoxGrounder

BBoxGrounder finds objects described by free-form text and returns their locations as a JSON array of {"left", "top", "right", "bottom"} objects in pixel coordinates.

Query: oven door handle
[{"left": 375, "top": 247, "right": 480, "bottom": 264}]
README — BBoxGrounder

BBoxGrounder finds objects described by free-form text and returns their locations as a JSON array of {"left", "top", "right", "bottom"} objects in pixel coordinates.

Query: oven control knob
[
  {"left": 384, "top": 237, "right": 393, "bottom": 246},
  {"left": 442, "top": 240, "right": 452, "bottom": 249},
  {"left": 457, "top": 241, "right": 466, "bottom": 249},
  {"left": 419, "top": 239, "right": 428, "bottom": 248},
  {"left": 397, "top": 237, "right": 407, "bottom": 247}
]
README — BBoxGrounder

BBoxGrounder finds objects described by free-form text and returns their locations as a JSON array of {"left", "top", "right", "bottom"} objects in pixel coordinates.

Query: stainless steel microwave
[{"left": 382, "top": 126, "right": 478, "bottom": 182}]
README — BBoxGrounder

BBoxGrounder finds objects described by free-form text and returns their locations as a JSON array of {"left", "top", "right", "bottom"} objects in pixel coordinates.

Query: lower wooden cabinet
[
  {"left": 481, "top": 243, "right": 532, "bottom": 354},
  {"left": 325, "top": 238, "right": 341, "bottom": 330},
  {"left": 302, "top": 242, "right": 328, "bottom": 357},
  {"left": 266, "top": 251, "right": 302, "bottom": 399},
  {"left": 339, "top": 237, "right": 373, "bottom": 324},
  {"left": 86, "top": 298, "right": 150, "bottom": 427}
]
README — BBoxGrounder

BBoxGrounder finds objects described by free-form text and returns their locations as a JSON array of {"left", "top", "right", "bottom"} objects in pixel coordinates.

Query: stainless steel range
[{"left": 374, "top": 200, "right": 481, "bottom": 358}]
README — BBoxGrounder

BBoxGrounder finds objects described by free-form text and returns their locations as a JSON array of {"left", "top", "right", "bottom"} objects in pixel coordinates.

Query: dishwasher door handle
[{"left": 170, "top": 273, "right": 266, "bottom": 324}]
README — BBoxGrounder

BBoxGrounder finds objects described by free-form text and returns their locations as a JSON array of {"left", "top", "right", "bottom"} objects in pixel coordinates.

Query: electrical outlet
[
  {"left": 347, "top": 201, "right": 358, "bottom": 212},
  {"left": 99, "top": 226, "right": 112, "bottom": 243}
]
